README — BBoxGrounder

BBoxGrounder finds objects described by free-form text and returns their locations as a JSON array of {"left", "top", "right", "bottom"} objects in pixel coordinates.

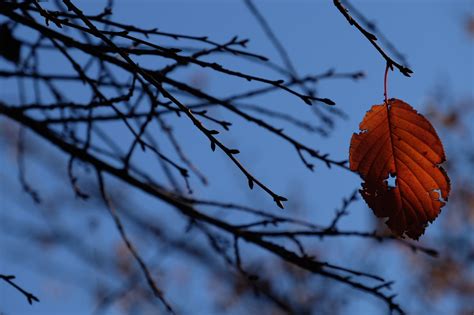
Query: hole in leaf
[
  {"left": 386, "top": 173, "right": 397, "bottom": 190},
  {"left": 431, "top": 189, "right": 446, "bottom": 203}
]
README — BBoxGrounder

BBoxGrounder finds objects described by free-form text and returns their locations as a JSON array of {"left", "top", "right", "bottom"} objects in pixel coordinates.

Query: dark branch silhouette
[{"left": 0, "top": 274, "right": 40, "bottom": 305}]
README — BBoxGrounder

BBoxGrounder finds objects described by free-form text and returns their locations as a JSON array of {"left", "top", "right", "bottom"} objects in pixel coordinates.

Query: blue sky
[{"left": 1, "top": 1, "right": 473, "bottom": 314}]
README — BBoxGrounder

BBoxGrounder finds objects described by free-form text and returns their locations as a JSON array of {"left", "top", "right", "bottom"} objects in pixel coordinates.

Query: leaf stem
[{"left": 384, "top": 62, "right": 390, "bottom": 104}]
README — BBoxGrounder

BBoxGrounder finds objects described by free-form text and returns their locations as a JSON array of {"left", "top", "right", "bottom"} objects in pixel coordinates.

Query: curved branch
[{"left": 333, "top": 0, "right": 413, "bottom": 77}]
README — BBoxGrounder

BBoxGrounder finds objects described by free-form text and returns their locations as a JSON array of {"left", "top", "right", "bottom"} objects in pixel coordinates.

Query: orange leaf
[{"left": 350, "top": 98, "right": 450, "bottom": 239}]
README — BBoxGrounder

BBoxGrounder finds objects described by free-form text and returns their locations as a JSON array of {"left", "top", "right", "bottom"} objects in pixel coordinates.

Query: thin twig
[
  {"left": 333, "top": 0, "right": 413, "bottom": 77},
  {"left": 0, "top": 274, "right": 40, "bottom": 305},
  {"left": 95, "top": 171, "right": 176, "bottom": 315}
]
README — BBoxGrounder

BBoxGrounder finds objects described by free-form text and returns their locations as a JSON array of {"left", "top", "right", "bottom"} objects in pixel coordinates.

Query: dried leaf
[{"left": 350, "top": 99, "right": 450, "bottom": 239}]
